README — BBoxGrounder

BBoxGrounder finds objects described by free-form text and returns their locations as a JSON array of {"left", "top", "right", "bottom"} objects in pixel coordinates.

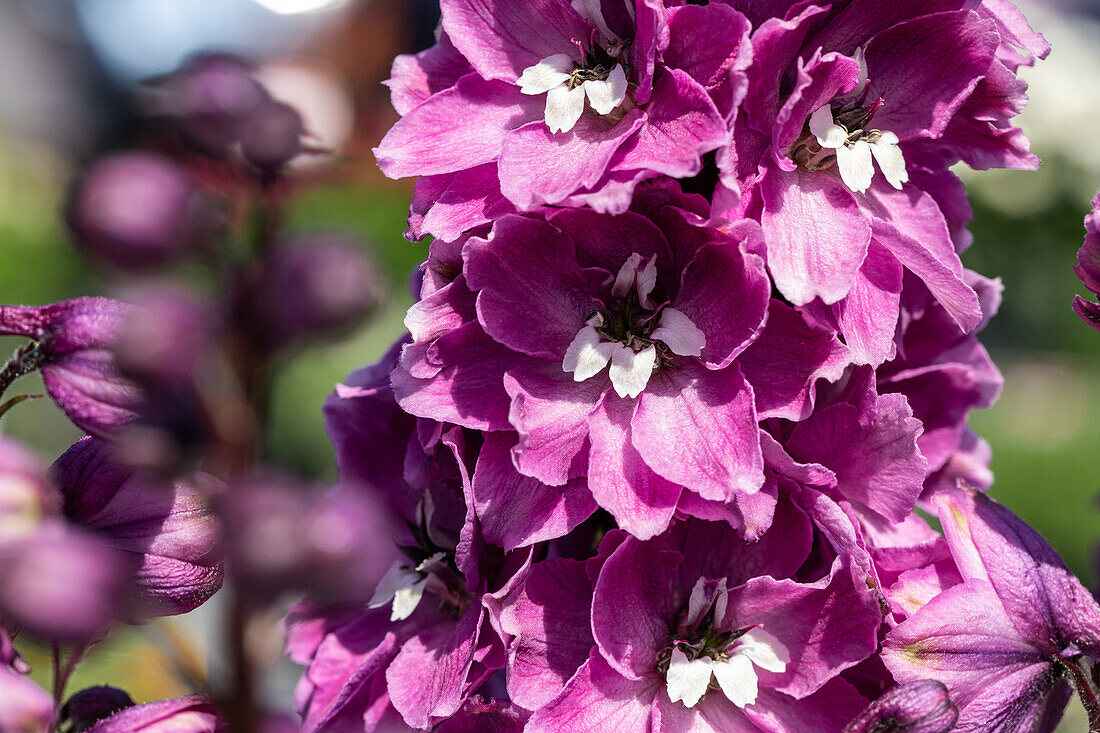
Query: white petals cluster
[
  {"left": 665, "top": 578, "right": 790, "bottom": 709},
  {"left": 518, "top": 56, "right": 627, "bottom": 134},
  {"left": 809, "top": 105, "right": 908, "bottom": 194},
  {"left": 562, "top": 254, "right": 705, "bottom": 399},
  {"left": 516, "top": 0, "right": 629, "bottom": 133},
  {"left": 368, "top": 551, "right": 447, "bottom": 622}
]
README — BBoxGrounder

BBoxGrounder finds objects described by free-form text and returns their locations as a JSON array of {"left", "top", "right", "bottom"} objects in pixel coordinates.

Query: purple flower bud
[
  {"left": 61, "top": 686, "right": 135, "bottom": 732},
  {"left": 66, "top": 152, "right": 221, "bottom": 269},
  {"left": 224, "top": 474, "right": 398, "bottom": 604},
  {"left": 0, "top": 666, "right": 54, "bottom": 732},
  {"left": 0, "top": 522, "right": 128, "bottom": 641},
  {"left": 0, "top": 298, "right": 140, "bottom": 438},
  {"left": 113, "top": 287, "right": 219, "bottom": 385},
  {"left": 158, "top": 54, "right": 270, "bottom": 156},
  {"left": 844, "top": 680, "right": 959, "bottom": 733},
  {"left": 244, "top": 234, "right": 383, "bottom": 353},
  {"left": 52, "top": 437, "right": 224, "bottom": 617},
  {"left": 0, "top": 438, "right": 57, "bottom": 542},
  {"left": 86, "top": 695, "right": 227, "bottom": 732},
  {"left": 239, "top": 100, "right": 305, "bottom": 171}
]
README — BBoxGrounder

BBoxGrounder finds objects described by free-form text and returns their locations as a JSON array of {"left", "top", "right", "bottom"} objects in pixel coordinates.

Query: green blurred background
[{"left": 0, "top": 0, "right": 1097, "bottom": 725}]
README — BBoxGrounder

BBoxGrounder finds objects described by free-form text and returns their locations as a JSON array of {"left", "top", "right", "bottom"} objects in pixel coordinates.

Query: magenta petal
[
  {"left": 739, "top": 301, "right": 850, "bottom": 421},
  {"left": 592, "top": 537, "right": 678, "bottom": 680},
  {"left": 834, "top": 242, "right": 904, "bottom": 366},
  {"left": 632, "top": 362, "right": 764, "bottom": 503},
  {"left": 743, "top": 4, "right": 831, "bottom": 130},
  {"left": 472, "top": 433, "right": 596, "bottom": 550},
  {"left": 788, "top": 393, "right": 927, "bottom": 523},
  {"left": 760, "top": 165, "right": 871, "bottom": 306},
  {"left": 525, "top": 653, "right": 658, "bottom": 733},
  {"left": 663, "top": 3, "right": 752, "bottom": 117},
  {"left": 375, "top": 75, "right": 542, "bottom": 179},
  {"left": 743, "top": 680, "right": 869, "bottom": 733},
  {"left": 610, "top": 68, "right": 728, "bottom": 179},
  {"left": 728, "top": 572, "right": 880, "bottom": 699},
  {"left": 504, "top": 363, "right": 603, "bottom": 487},
  {"left": 549, "top": 207, "right": 673, "bottom": 275},
  {"left": 587, "top": 393, "right": 681, "bottom": 540},
  {"left": 393, "top": 322, "right": 522, "bottom": 431},
  {"left": 412, "top": 164, "right": 516, "bottom": 242},
  {"left": 499, "top": 557, "right": 595, "bottom": 709},
  {"left": 464, "top": 216, "right": 605, "bottom": 359},
  {"left": 673, "top": 239, "right": 769, "bottom": 369},
  {"left": 772, "top": 50, "right": 860, "bottom": 162},
  {"left": 498, "top": 111, "right": 646, "bottom": 209},
  {"left": 387, "top": 604, "right": 483, "bottom": 728},
  {"left": 864, "top": 11, "right": 999, "bottom": 140},
  {"left": 386, "top": 35, "right": 473, "bottom": 116},
  {"left": 935, "top": 489, "right": 1100, "bottom": 657},
  {"left": 870, "top": 219, "right": 981, "bottom": 333},
  {"left": 439, "top": 0, "right": 590, "bottom": 82}
]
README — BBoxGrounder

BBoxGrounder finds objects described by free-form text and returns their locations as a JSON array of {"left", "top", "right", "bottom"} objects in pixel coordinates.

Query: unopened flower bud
[
  {"left": 52, "top": 437, "right": 224, "bottom": 618},
  {"left": 844, "top": 680, "right": 958, "bottom": 733},
  {"left": 86, "top": 695, "right": 226, "bottom": 732},
  {"left": 0, "top": 523, "right": 128, "bottom": 642},
  {"left": 239, "top": 100, "right": 305, "bottom": 172},
  {"left": 66, "top": 153, "right": 221, "bottom": 269},
  {"left": 60, "top": 686, "right": 135, "bottom": 732},
  {"left": 0, "top": 438, "right": 57, "bottom": 543},
  {"left": 0, "top": 298, "right": 140, "bottom": 438},
  {"left": 246, "top": 235, "right": 383, "bottom": 353},
  {"left": 114, "top": 288, "right": 218, "bottom": 385},
  {"left": 159, "top": 54, "right": 269, "bottom": 156},
  {"left": 0, "top": 666, "right": 54, "bottom": 732},
  {"left": 224, "top": 475, "right": 398, "bottom": 604}
]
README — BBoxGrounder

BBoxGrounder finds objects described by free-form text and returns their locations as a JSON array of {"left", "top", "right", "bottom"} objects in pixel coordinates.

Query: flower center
[
  {"left": 517, "top": 9, "right": 632, "bottom": 134},
  {"left": 562, "top": 253, "right": 705, "bottom": 399},
  {"left": 789, "top": 53, "right": 908, "bottom": 194},
  {"left": 657, "top": 577, "right": 790, "bottom": 709},
  {"left": 368, "top": 498, "right": 470, "bottom": 621}
]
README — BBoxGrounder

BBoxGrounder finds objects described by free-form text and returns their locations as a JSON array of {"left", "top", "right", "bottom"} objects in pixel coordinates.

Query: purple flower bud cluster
[
  {"left": 274, "top": 1, "right": 1100, "bottom": 731},
  {"left": 0, "top": 51, "right": 384, "bottom": 730}
]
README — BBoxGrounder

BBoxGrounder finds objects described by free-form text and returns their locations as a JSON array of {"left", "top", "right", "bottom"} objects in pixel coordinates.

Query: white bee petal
[
  {"left": 836, "top": 139, "right": 874, "bottom": 194},
  {"left": 870, "top": 132, "right": 908, "bottom": 190},
  {"left": 810, "top": 106, "right": 848, "bottom": 150},
  {"left": 545, "top": 83, "right": 586, "bottom": 134},
  {"left": 737, "top": 628, "right": 790, "bottom": 674},
  {"left": 584, "top": 64, "right": 627, "bottom": 115},
  {"left": 608, "top": 344, "right": 657, "bottom": 399},
  {"left": 650, "top": 307, "right": 706, "bottom": 357},
  {"left": 666, "top": 649, "right": 714, "bottom": 708},
  {"left": 563, "top": 325, "right": 613, "bottom": 382},
  {"left": 518, "top": 54, "right": 574, "bottom": 95},
  {"left": 712, "top": 654, "right": 759, "bottom": 708}
]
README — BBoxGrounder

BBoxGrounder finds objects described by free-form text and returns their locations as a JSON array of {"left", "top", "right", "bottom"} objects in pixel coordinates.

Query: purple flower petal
[{"left": 632, "top": 362, "right": 764, "bottom": 503}]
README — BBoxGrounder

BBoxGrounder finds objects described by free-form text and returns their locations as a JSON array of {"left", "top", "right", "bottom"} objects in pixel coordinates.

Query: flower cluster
[
  {"left": 278, "top": 2, "right": 1100, "bottom": 732},
  {"left": 3, "top": 2, "right": 1100, "bottom": 732}
]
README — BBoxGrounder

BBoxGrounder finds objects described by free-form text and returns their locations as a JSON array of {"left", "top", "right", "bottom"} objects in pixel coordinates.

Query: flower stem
[{"left": 1065, "top": 659, "right": 1100, "bottom": 732}]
